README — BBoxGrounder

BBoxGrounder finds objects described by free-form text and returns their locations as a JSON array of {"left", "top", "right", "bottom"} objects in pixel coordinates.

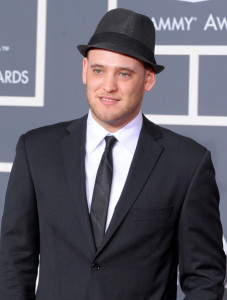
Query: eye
[
  {"left": 119, "top": 72, "right": 130, "bottom": 77},
  {"left": 93, "top": 69, "right": 102, "bottom": 74}
]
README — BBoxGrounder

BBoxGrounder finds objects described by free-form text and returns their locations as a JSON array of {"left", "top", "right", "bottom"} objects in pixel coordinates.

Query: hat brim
[{"left": 77, "top": 42, "right": 164, "bottom": 74}]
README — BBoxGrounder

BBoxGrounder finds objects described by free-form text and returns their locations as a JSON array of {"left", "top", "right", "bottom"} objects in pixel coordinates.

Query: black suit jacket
[{"left": 0, "top": 115, "right": 225, "bottom": 300}]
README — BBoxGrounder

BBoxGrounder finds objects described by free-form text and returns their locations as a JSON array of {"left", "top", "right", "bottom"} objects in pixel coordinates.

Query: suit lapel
[
  {"left": 95, "top": 116, "right": 164, "bottom": 256},
  {"left": 60, "top": 115, "right": 164, "bottom": 256},
  {"left": 61, "top": 115, "right": 96, "bottom": 254}
]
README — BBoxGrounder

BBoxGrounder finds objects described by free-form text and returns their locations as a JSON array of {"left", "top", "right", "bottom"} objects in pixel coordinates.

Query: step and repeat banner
[{"left": 0, "top": 0, "right": 226, "bottom": 298}]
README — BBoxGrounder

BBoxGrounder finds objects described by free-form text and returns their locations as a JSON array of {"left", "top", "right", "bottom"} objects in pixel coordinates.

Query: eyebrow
[
  {"left": 90, "top": 64, "right": 135, "bottom": 73},
  {"left": 90, "top": 64, "right": 104, "bottom": 68}
]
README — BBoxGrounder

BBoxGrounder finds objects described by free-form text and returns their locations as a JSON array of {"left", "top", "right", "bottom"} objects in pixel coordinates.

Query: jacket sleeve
[
  {"left": 0, "top": 135, "right": 39, "bottom": 300},
  {"left": 178, "top": 150, "right": 226, "bottom": 300}
]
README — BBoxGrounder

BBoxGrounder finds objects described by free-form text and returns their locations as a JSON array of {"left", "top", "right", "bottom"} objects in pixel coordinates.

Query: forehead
[{"left": 87, "top": 49, "right": 144, "bottom": 69}]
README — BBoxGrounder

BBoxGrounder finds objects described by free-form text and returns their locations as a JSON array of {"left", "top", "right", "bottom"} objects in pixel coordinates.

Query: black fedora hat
[{"left": 77, "top": 8, "right": 164, "bottom": 74}]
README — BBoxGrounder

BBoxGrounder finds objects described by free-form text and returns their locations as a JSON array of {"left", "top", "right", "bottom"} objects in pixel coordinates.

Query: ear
[
  {"left": 144, "top": 68, "right": 156, "bottom": 92},
  {"left": 82, "top": 57, "right": 88, "bottom": 85}
]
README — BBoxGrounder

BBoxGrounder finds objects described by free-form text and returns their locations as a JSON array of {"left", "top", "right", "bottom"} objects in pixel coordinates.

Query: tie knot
[{"left": 105, "top": 135, "right": 117, "bottom": 152}]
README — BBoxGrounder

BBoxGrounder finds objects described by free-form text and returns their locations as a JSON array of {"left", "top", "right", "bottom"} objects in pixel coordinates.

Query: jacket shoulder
[
  {"left": 143, "top": 116, "right": 207, "bottom": 158},
  {"left": 159, "top": 125, "right": 207, "bottom": 152},
  {"left": 23, "top": 115, "right": 87, "bottom": 142}
]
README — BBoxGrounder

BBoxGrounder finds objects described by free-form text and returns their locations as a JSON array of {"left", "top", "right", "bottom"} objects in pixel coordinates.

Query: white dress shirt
[{"left": 85, "top": 110, "right": 143, "bottom": 230}]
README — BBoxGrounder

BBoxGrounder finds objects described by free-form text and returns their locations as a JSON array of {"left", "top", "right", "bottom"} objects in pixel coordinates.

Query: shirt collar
[{"left": 86, "top": 110, "right": 143, "bottom": 155}]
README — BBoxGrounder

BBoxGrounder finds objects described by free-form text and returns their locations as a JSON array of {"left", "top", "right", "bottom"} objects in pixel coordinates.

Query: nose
[{"left": 102, "top": 73, "right": 117, "bottom": 93}]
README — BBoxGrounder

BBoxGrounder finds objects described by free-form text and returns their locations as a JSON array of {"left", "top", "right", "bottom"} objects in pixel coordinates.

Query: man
[{"left": 0, "top": 8, "right": 225, "bottom": 300}]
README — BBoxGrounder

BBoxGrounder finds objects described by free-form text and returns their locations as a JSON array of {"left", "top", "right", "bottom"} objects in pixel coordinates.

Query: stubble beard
[{"left": 86, "top": 86, "right": 144, "bottom": 130}]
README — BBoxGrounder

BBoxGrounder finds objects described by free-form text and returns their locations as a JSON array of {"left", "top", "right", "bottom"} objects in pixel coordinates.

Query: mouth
[
  {"left": 99, "top": 96, "right": 119, "bottom": 102},
  {"left": 98, "top": 96, "right": 120, "bottom": 104}
]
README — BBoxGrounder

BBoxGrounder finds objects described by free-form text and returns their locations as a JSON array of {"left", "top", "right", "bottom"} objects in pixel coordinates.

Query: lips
[{"left": 98, "top": 96, "right": 120, "bottom": 103}]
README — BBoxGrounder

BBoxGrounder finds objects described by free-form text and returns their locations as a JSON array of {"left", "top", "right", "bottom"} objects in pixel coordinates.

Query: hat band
[{"left": 89, "top": 32, "right": 156, "bottom": 64}]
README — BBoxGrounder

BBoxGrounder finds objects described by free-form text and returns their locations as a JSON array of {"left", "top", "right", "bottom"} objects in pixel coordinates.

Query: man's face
[{"left": 82, "top": 49, "right": 156, "bottom": 132}]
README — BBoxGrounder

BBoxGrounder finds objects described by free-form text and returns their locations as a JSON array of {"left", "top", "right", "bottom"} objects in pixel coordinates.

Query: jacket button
[{"left": 92, "top": 263, "right": 101, "bottom": 271}]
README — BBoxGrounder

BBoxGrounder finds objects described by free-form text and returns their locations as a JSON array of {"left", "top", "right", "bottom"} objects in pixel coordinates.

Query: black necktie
[{"left": 90, "top": 135, "right": 117, "bottom": 249}]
